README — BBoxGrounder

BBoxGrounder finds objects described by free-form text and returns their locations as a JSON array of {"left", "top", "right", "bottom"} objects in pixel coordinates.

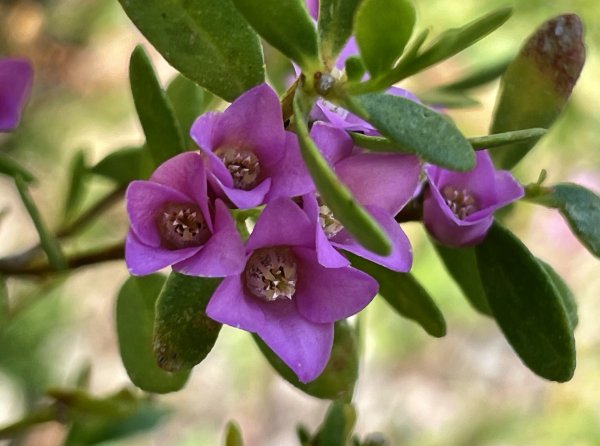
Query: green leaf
[
  {"left": 129, "top": 46, "right": 185, "bottom": 167},
  {"left": 153, "top": 272, "right": 222, "bottom": 372},
  {"left": 528, "top": 183, "right": 600, "bottom": 258},
  {"left": 319, "top": 0, "right": 363, "bottom": 63},
  {"left": 432, "top": 243, "right": 491, "bottom": 316},
  {"left": 539, "top": 259, "right": 578, "bottom": 329},
  {"left": 344, "top": 56, "right": 366, "bottom": 82},
  {"left": 63, "top": 150, "right": 88, "bottom": 221},
  {"left": 254, "top": 321, "right": 358, "bottom": 400},
  {"left": 116, "top": 274, "right": 191, "bottom": 393},
  {"left": 349, "top": 254, "right": 446, "bottom": 337},
  {"left": 225, "top": 421, "right": 244, "bottom": 446},
  {"left": 490, "top": 14, "right": 585, "bottom": 169},
  {"left": 118, "top": 0, "right": 264, "bottom": 101},
  {"left": 475, "top": 222, "right": 576, "bottom": 382},
  {"left": 354, "top": 0, "right": 415, "bottom": 76},
  {"left": 314, "top": 401, "right": 356, "bottom": 446},
  {"left": 293, "top": 92, "right": 391, "bottom": 255},
  {"left": 0, "top": 277, "right": 8, "bottom": 323},
  {"left": 418, "top": 90, "right": 480, "bottom": 109},
  {"left": 166, "top": 74, "right": 215, "bottom": 147},
  {"left": 0, "top": 154, "right": 36, "bottom": 183},
  {"left": 232, "top": 0, "right": 319, "bottom": 71},
  {"left": 91, "top": 146, "right": 153, "bottom": 185},
  {"left": 14, "top": 176, "right": 67, "bottom": 271},
  {"left": 468, "top": 128, "right": 547, "bottom": 150},
  {"left": 398, "top": 6, "right": 512, "bottom": 79},
  {"left": 346, "top": 93, "right": 474, "bottom": 170},
  {"left": 438, "top": 58, "right": 511, "bottom": 91}
]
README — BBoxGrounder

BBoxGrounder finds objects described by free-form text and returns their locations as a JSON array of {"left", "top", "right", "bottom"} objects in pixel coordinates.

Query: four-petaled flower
[
  {"left": 190, "top": 84, "right": 313, "bottom": 209},
  {"left": 423, "top": 150, "right": 524, "bottom": 247},
  {"left": 0, "top": 58, "right": 33, "bottom": 132},
  {"left": 206, "top": 198, "right": 378, "bottom": 382},
  {"left": 125, "top": 152, "right": 245, "bottom": 276}
]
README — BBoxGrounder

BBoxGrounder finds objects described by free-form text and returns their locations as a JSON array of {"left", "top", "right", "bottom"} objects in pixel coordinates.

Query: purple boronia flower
[
  {"left": 190, "top": 84, "right": 313, "bottom": 209},
  {"left": 0, "top": 58, "right": 33, "bottom": 132},
  {"left": 304, "top": 122, "right": 420, "bottom": 271},
  {"left": 206, "top": 198, "right": 378, "bottom": 383},
  {"left": 423, "top": 151, "right": 524, "bottom": 247},
  {"left": 125, "top": 152, "right": 245, "bottom": 276}
]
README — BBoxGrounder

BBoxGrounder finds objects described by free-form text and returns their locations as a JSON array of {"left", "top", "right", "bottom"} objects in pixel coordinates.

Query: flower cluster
[{"left": 125, "top": 77, "right": 523, "bottom": 381}]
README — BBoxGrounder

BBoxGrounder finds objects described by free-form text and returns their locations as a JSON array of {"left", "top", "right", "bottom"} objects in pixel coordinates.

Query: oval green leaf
[
  {"left": 129, "top": 46, "right": 185, "bottom": 167},
  {"left": 254, "top": 320, "right": 358, "bottom": 400},
  {"left": 355, "top": 0, "right": 415, "bottom": 77},
  {"left": 91, "top": 146, "right": 153, "bottom": 185},
  {"left": 475, "top": 222, "right": 576, "bottom": 382},
  {"left": 232, "top": 0, "right": 319, "bottom": 71},
  {"left": 293, "top": 92, "right": 391, "bottom": 255},
  {"left": 349, "top": 254, "right": 446, "bottom": 337},
  {"left": 225, "top": 421, "right": 244, "bottom": 446},
  {"left": 314, "top": 401, "right": 356, "bottom": 446},
  {"left": 491, "top": 14, "right": 585, "bottom": 169},
  {"left": 539, "top": 259, "right": 578, "bottom": 329},
  {"left": 63, "top": 150, "right": 88, "bottom": 221},
  {"left": 153, "top": 272, "right": 222, "bottom": 372},
  {"left": 347, "top": 93, "right": 474, "bottom": 170},
  {"left": 531, "top": 183, "right": 600, "bottom": 259},
  {"left": 432, "top": 242, "right": 491, "bottom": 316},
  {"left": 119, "top": 0, "right": 264, "bottom": 101},
  {"left": 318, "top": 0, "right": 363, "bottom": 63},
  {"left": 116, "top": 274, "right": 191, "bottom": 393}
]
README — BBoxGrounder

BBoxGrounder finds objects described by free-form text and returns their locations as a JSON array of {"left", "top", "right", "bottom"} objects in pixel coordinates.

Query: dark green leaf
[
  {"left": 232, "top": 0, "right": 319, "bottom": 71},
  {"left": 0, "top": 277, "right": 8, "bottom": 323},
  {"left": 347, "top": 93, "right": 474, "bottom": 170},
  {"left": 469, "top": 128, "right": 547, "bottom": 150},
  {"left": 254, "top": 321, "right": 358, "bottom": 400},
  {"left": 91, "top": 146, "right": 153, "bottom": 185},
  {"left": 314, "top": 401, "right": 356, "bottom": 446},
  {"left": 153, "top": 272, "right": 222, "bottom": 372},
  {"left": 293, "top": 92, "right": 391, "bottom": 255},
  {"left": 63, "top": 150, "right": 88, "bottom": 220},
  {"left": 528, "top": 183, "right": 600, "bottom": 258},
  {"left": 129, "top": 46, "right": 185, "bottom": 167},
  {"left": 432, "top": 243, "right": 491, "bottom": 316},
  {"left": 475, "top": 222, "right": 576, "bottom": 382},
  {"left": 319, "top": 0, "right": 363, "bottom": 63},
  {"left": 539, "top": 259, "right": 578, "bottom": 328},
  {"left": 116, "top": 274, "right": 191, "bottom": 393},
  {"left": 344, "top": 56, "right": 366, "bottom": 82},
  {"left": 225, "top": 421, "right": 244, "bottom": 446},
  {"left": 418, "top": 90, "right": 480, "bottom": 109},
  {"left": 438, "top": 57, "right": 511, "bottom": 91},
  {"left": 350, "top": 254, "right": 446, "bottom": 337},
  {"left": 490, "top": 14, "right": 585, "bottom": 169},
  {"left": 398, "top": 6, "right": 512, "bottom": 79},
  {"left": 14, "top": 176, "right": 67, "bottom": 271},
  {"left": 0, "top": 154, "right": 35, "bottom": 183},
  {"left": 355, "top": 0, "right": 415, "bottom": 76},
  {"left": 166, "top": 74, "right": 215, "bottom": 147},
  {"left": 119, "top": 0, "right": 264, "bottom": 101}
]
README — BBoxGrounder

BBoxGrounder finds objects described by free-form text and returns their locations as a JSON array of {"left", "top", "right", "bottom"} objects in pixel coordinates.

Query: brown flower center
[
  {"left": 244, "top": 248, "right": 297, "bottom": 302},
  {"left": 157, "top": 203, "right": 211, "bottom": 250},
  {"left": 215, "top": 147, "right": 260, "bottom": 190},
  {"left": 442, "top": 185, "right": 479, "bottom": 220},
  {"left": 317, "top": 196, "right": 343, "bottom": 239}
]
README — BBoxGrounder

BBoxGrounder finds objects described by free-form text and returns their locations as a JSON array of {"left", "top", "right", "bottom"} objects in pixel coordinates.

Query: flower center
[
  {"left": 244, "top": 248, "right": 297, "bottom": 302},
  {"left": 442, "top": 185, "right": 479, "bottom": 220},
  {"left": 318, "top": 197, "right": 343, "bottom": 239},
  {"left": 214, "top": 147, "right": 260, "bottom": 190},
  {"left": 157, "top": 203, "right": 211, "bottom": 250}
]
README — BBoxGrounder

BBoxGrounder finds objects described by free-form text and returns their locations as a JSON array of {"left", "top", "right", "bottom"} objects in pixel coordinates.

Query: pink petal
[
  {"left": 310, "top": 122, "right": 353, "bottom": 165},
  {"left": 0, "top": 58, "right": 33, "bottom": 132},
  {"left": 125, "top": 231, "right": 200, "bottom": 275},
  {"left": 266, "top": 132, "right": 314, "bottom": 201}
]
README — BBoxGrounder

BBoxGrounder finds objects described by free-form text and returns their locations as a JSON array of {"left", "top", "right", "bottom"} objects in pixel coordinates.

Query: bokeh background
[{"left": 1, "top": 0, "right": 600, "bottom": 444}]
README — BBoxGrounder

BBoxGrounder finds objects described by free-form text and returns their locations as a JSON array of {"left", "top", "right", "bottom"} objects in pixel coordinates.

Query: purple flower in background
[
  {"left": 302, "top": 123, "right": 420, "bottom": 271},
  {"left": 306, "top": 0, "right": 319, "bottom": 19},
  {"left": 206, "top": 198, "right": 378, "bottom": 383},
  {"left": 423, "top": 151, "right": 524, "bottom": 247},
  {"left": 126, "top": 152, "right": 245, "bottom": 276},
  {"left": 0, "top": 58, "right": 33, "bottom": 132},
  {"left": 190, "top": 84, "right": 313, "bottom": 209}
]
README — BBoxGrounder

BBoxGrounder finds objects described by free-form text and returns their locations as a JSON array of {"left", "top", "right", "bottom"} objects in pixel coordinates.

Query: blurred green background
[{"left": 0, "top": 0, "right": 599, "bottom": 444}]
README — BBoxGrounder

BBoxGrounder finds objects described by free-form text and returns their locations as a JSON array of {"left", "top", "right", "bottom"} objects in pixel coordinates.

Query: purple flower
[
  {"left": 206, "top": 198, "right": 378, "bottom": 383},
  {"left": 190, "top": 84, "right": 313, "bottom": 209},
  {"left": 125, "top": 152, "right": 245, "bottom": 276},
  {"left": 0, "top": 58, "right": 33, "bottom": 132},
  {"left": 302, "top": 122, "right": 420, "bottom": 271},
  {"left": 306, "top": 0, "right": 319, "bottom": 19},
  {"left": 423, "top": 151, "right": 524, "bottom": 247}
]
